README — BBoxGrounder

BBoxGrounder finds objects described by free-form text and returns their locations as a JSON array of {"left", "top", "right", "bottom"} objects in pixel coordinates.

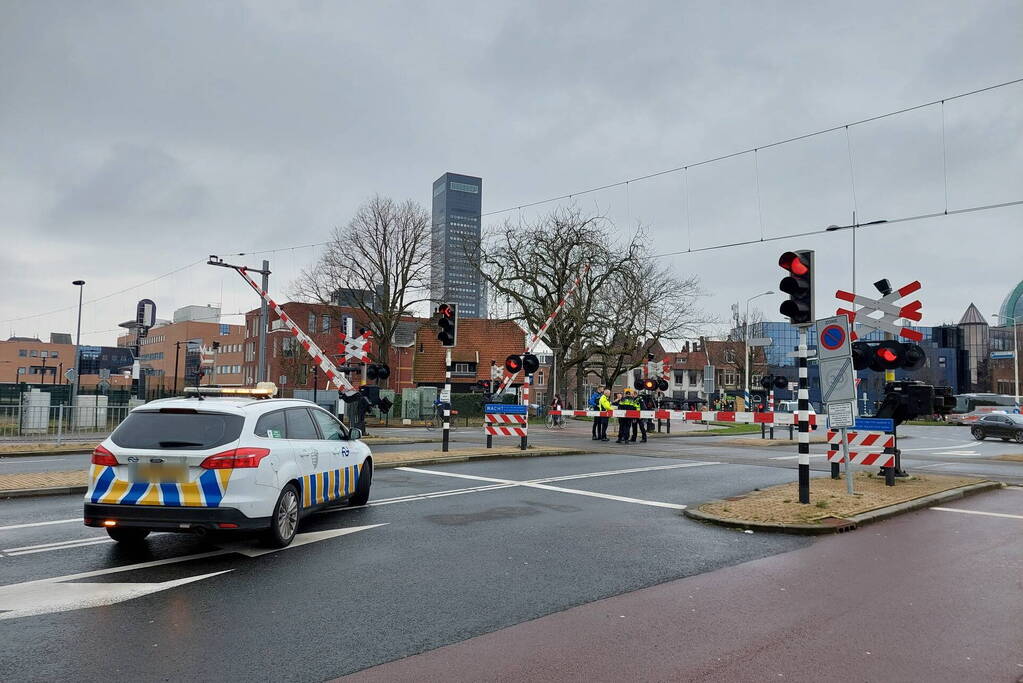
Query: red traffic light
[
  {"left": 779, "top": 251, "right": 809, "bottom": 275},
  {"left": 504, "top": 354, "right": 522, "bottom": 373},
  {"left": 438, "top": 303, "right": 454, "bottom": 319},
  {"left": 877, "top": 348, "right": 898, "bottom": 363}
]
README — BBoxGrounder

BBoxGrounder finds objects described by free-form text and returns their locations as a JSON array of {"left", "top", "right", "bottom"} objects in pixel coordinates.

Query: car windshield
[{"left": 110, "top": 410, "right": 244, "bottom": 450}]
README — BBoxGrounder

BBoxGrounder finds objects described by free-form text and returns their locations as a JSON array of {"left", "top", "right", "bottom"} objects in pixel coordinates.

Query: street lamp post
[
  {"left": 992, "top": 314, "right": 1021, "bottom": 410},
  {"left": 744, "top": 291, "right": 773, "bottom": 410},
  {"left": 71, "top": 280, "right": 85, "bottom": 408}
]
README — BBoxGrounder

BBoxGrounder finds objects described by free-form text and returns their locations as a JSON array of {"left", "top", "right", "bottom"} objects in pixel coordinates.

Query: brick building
[
  {"left": 116, "top": 309, "right": 246, "bottom": 391},
  {"left": 243, "top": 301, "right": 526, "bottom": 395},
  {"left": 0, "top": 335, "right": 133, "bottom": 391}
]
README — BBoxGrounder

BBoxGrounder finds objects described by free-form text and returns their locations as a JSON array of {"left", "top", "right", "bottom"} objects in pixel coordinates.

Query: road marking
[
  {"left": 0, "top": 524, "right": 387, "bottom": 618},
  {"left": 768, "top": 454, "right": 826, "bottom": 461},
  {"left": 0, "top": 518, "right": 81, "bottom": 532},
  {"left": 902, "top": 442, "right": 978, "bottom": 452},
  {"left": 5, "top": 538, "right": 114, "bottom": 556},
  {"left": 395, "top": 462, "right": 721, "bottom": 510},
  {"left": 931, "top": 507, "right": 1023, "bottom": 520},
  {"left": 929, "top": 451, "right": 980, "bottom": 456}
]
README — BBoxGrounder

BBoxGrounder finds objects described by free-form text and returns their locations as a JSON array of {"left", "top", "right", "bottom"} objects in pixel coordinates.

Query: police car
[{"left": 83, "top": 383, "right": 373, "bottom": 548}]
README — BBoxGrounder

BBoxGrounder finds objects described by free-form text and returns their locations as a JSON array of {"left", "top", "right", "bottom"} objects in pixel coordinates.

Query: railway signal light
[
  {"left": 366, "top": 363, "right": 390, "bottom": 381},
  {"left": 778, "top": 250, "right": 814, "bottom": 326},
  {"left": 504, "top": 355, "right": 522, "bottom": 374},
  {"left": 759, "top": 374, "right": 789, "bottom": 390},
  {"left": 436, "top": 303, "right": 458, "bottom": 347},
  {"left": 657, "top": 378, "right": 669, "bottom": 391},
  {"left": 522, "top": 353, "right": 540, "bottom": 374},
  {"left": 853, "top": 340, "right": 928, "bottom": 372},
  {"left": 641, "top": 377, "right": 657, "bottom": 391}
]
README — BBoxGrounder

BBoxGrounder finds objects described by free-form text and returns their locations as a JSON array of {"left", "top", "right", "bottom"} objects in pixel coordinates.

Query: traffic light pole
[
  {"left": 442, "top": 348, "right": 451, "bottom": 453},
  {"left": 797, "top": 328, "right": 811, "bottom": 504}
]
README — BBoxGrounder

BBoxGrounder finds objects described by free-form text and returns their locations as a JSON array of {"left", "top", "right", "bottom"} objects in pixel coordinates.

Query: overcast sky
[{"left": 2, "top": 0, "right": 1021, "bottom": 346}]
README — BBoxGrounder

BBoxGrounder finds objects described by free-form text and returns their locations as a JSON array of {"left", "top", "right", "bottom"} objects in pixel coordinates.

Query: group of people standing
[{"left": 587, "top": 385, "right": 655, "bottom": 444}]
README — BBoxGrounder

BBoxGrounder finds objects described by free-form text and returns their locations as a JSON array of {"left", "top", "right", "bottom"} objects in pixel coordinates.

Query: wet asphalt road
[
  {"left": 0, "top": 426, "right": 1021, "bottom": 681},
  {"left": 1, "top": 452, "right": 812, "bottom": 681}
]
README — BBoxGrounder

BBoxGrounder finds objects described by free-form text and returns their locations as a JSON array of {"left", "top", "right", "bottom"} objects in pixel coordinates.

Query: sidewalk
[{"left": 0, "top": 445, "right": 587, "bottom": 498}]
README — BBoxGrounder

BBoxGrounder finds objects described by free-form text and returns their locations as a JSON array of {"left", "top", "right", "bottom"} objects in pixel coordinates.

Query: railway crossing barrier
[
  {"left": 826, "top": 429, "right": 896, "bottom": 487},
  {"left": 485, "top": 404, "right": 528, "bottom": 450}
]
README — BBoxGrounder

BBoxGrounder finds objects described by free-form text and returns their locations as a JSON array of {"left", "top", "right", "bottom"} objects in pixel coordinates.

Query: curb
[
  {"left": 682, "top": 480, "right": 1004, "bottom": 535},
  {"left": 1, "top": 485, "right": 89, "bottom": 499},
  {"left": 0, "top": 448, "right": 590, "bottom": 499},
  {"left": 0, "top": 448, "right": 97, "bottom": 459}
]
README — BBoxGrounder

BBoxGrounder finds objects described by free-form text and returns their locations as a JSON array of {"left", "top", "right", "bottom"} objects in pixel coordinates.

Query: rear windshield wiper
[{"left": 157, "top": 441, "right": 205, "bottom": 448}]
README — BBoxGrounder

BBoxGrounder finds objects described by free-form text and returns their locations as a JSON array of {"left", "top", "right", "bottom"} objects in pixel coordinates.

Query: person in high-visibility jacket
[
  {"left": 596, "top": 389, "right": 613, "bottom": 441},
  {"left": 617, "top": 389, "right": 640, "bottom": 443}
]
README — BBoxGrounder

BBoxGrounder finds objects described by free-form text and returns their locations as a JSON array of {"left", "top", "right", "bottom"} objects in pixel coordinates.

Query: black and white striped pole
[
  {"left": 797, "top": 328, "right": 811, "bottom": 504},
  {"left": 442, "top": 348, "right": 452, "bottom": 453}
]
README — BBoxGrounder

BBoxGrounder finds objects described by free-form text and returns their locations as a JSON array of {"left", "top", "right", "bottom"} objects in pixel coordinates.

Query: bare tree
[
  {"left": 475, "top": 207, "right": 638, "bottom": 407},
  {"left": 722, "top": 303, "right": 767, "bottom": 383},
  {"left": 587, "top": 251, "right": 707, "bottom": 387},
  {"left": 293, "top": 195, "right": 433, "bottom": 382}
]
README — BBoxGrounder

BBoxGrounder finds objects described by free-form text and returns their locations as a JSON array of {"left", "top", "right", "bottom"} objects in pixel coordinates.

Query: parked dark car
[{"left": 971, "top": 413, "right": 1023, "bottom": 442}]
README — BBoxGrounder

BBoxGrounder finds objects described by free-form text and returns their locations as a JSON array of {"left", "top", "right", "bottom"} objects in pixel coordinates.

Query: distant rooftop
[{"left": 958, "top": 303, "right": 988, "bottom": 326}]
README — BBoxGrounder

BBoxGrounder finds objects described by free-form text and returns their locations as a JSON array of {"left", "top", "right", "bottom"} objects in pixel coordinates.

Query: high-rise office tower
[{"left": 431, "top": 172, "right": 487, "bottom": 318}]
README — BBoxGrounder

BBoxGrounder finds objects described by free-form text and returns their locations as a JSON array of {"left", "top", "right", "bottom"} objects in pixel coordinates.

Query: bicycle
[
  {"left": 545, "top": 413, "right": 567, "bottom": 429},
  {"left": 425, "top": 408, "right": 458, "bottom": 431}
]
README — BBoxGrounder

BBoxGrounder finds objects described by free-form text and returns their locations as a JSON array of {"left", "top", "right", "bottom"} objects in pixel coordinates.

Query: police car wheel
[
  {"left": 347, "top": 460, "right": 372, "bottom": 507},
  {"left": 265, "top": 484, "right": 300, "bottom": 548},
  {"left": 106, "top": 527, "right": 150, "bottom": 544}
]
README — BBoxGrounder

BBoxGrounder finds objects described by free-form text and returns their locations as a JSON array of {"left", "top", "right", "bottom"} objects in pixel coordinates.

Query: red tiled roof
[{"left": 413, "top": 319, "right": 526, "bottom": 383}]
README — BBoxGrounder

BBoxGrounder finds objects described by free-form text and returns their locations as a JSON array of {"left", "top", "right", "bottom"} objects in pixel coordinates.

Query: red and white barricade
[
  {"left": 826, "top": 429, "right": 895, "bottom": 467},
  {"left": 485, "top": 413, "right": 528, "bottom": 438},
  {"left": 548, "top": 409, "right": 817, "bottom": 427}
]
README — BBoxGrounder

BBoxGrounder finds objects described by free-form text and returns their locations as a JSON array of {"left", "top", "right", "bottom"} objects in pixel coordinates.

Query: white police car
[{"left": 84, "top": 384, "right": 373, "bottom": 548}]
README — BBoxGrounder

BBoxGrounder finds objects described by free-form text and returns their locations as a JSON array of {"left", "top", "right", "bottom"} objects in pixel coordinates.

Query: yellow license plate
[{"left": 134, "top": 464, "right": 187, "bottom": 483}]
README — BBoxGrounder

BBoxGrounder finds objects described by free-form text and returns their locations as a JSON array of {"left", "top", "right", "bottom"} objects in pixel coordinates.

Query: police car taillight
[
  {"left": 91, "top": 444, "right": 118, "bottom": 466},
  {"left": 200, "top": 447, "right": 271, "bottom": 469}
]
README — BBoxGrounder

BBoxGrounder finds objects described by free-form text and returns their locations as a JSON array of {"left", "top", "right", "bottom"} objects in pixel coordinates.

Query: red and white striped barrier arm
[
  {"left": 495, "top": 264, "right": 591, "bottom": 396},
  {"left": 549, "top": 409, "right": 816, "bottom": 427},
  {"left": 233, "top": 266, "right": 357, "bottom": 394},
  {"left": 835, "top": 280, "right": 924, "bottom": 342}
]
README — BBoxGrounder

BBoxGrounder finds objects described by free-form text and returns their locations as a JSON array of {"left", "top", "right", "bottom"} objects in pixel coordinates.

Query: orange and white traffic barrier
[
  {"left": 549, "top": 409, "right": 816, "bottom": 427},
  {"left": 826, "top": 429, "right": 895, "bottom": 466}
]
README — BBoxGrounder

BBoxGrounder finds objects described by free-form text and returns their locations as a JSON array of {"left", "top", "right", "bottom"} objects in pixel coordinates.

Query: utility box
[
  {"left": 73, "top": 395, "right": 109, "bottom": 430},
  {"left": 20, "top": 389, "right": 49, "bottom": 434}
]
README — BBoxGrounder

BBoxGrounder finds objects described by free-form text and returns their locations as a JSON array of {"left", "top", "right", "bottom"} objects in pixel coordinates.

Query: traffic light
[
  {"left": 853, "top": 341, "right": 928, "bottom": 373},
  {"left": 641, "top": 377, "right": 657, "bottom": 391},
  {"left": 366, "top": 364, "right": 390, "bottom": 381},
  {"left": 657, "top": 378, "right": 669, "bottom": 391},
  {"left": 759, "top": 375, "right": 789, "bottom": 390},
  {"left": 633, "top": 376, "right": 645, "bottom": 390},
  {"left": 522, "top": 354, "right": 540, "bottom": 374},
  {"left": 436, "top": 303, "right": 457, "bottom": 347},
  {"left": 778, "top": 250, "right": 814, "bottom": 326},
  {"left": 504, "top": 354, "right": 522, "bottom": 374},
  {"left": 477, "top": 379, "right": 492, "bottom": 392}
]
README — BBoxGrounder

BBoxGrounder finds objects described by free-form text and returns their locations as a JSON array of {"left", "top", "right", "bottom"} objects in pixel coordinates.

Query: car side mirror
[{"left": 349, "top": 428, "right": 362, "bottom": 441}]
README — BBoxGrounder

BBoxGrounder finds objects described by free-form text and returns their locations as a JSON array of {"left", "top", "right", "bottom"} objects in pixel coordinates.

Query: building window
[
  {"left": 322, "top": 315, "right": 330, "bottom": 333},
  {"left": 308, "top": 313, "right": 316, "bottom": 331},
  {"left": 30, "top": 350, "right": 38, "bottom": 357},
  {"left": 18, "top": 349, "right": 26, "bottom": 357},
  {"left": 449, "top": 181, "right": 479, "bottom": 194}
]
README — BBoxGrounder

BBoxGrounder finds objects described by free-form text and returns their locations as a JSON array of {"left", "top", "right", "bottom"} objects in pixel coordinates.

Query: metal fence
[{"left": 0, "top": 405, "right": 131, "bottom": 444}]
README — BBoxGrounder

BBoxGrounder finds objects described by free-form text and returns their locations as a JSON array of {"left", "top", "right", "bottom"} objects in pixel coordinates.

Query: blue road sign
[
  {"left": 820, "top": 324, "right": 846, "bottom": 351},
  {"left": 855, "top": 417, "right": 894, "bottom": 432},
  {"left": 485, "top": 403, "right": 527, "bottom": 415}
]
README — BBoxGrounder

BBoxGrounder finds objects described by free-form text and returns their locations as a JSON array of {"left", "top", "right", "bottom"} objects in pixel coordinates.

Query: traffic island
[{"left": 684, "top": 472, "right": 1001, "bottom": 534}]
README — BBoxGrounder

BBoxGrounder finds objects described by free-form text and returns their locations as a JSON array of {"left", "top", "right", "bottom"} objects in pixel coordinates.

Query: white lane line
[
  {"left": 0, "top": 518, "right": 81, "bottom": 532},
  {"left": 768, "top": 454, "right": 826, "bottom": 461},
  {"left": 902, "top": 442, "right": 978, "bottom": 452},
  {"left": 4, "top": 536, "right": 109, "bottom": 553},
  {"left": 930, "top": 451, "right": 980, "bottom": 456},
  {"left": 932, "top": 507, "right": 1023, "bottom": 521},
  {"left": 6, "top": 539, "right": 114, "bottom": 556},
  {"left": 0, "top": 459, "right": 64, "bottom": 465},
  {"left": 395, "top": 462, "right": 721, "bottom": 510}
]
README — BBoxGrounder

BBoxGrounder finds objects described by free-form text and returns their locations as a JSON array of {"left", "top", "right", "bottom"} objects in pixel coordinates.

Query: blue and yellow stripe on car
[
  {"left": 301, "top": 464, "right": 361, "bottom": 507},
  {"left": 88, "top": 466, "right": 233, "bottom": 507}
]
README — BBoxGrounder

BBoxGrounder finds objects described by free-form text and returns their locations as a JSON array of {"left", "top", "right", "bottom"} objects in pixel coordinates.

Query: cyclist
[{"left": 550, "top": 394, "right": 563, "bottom": 426}]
